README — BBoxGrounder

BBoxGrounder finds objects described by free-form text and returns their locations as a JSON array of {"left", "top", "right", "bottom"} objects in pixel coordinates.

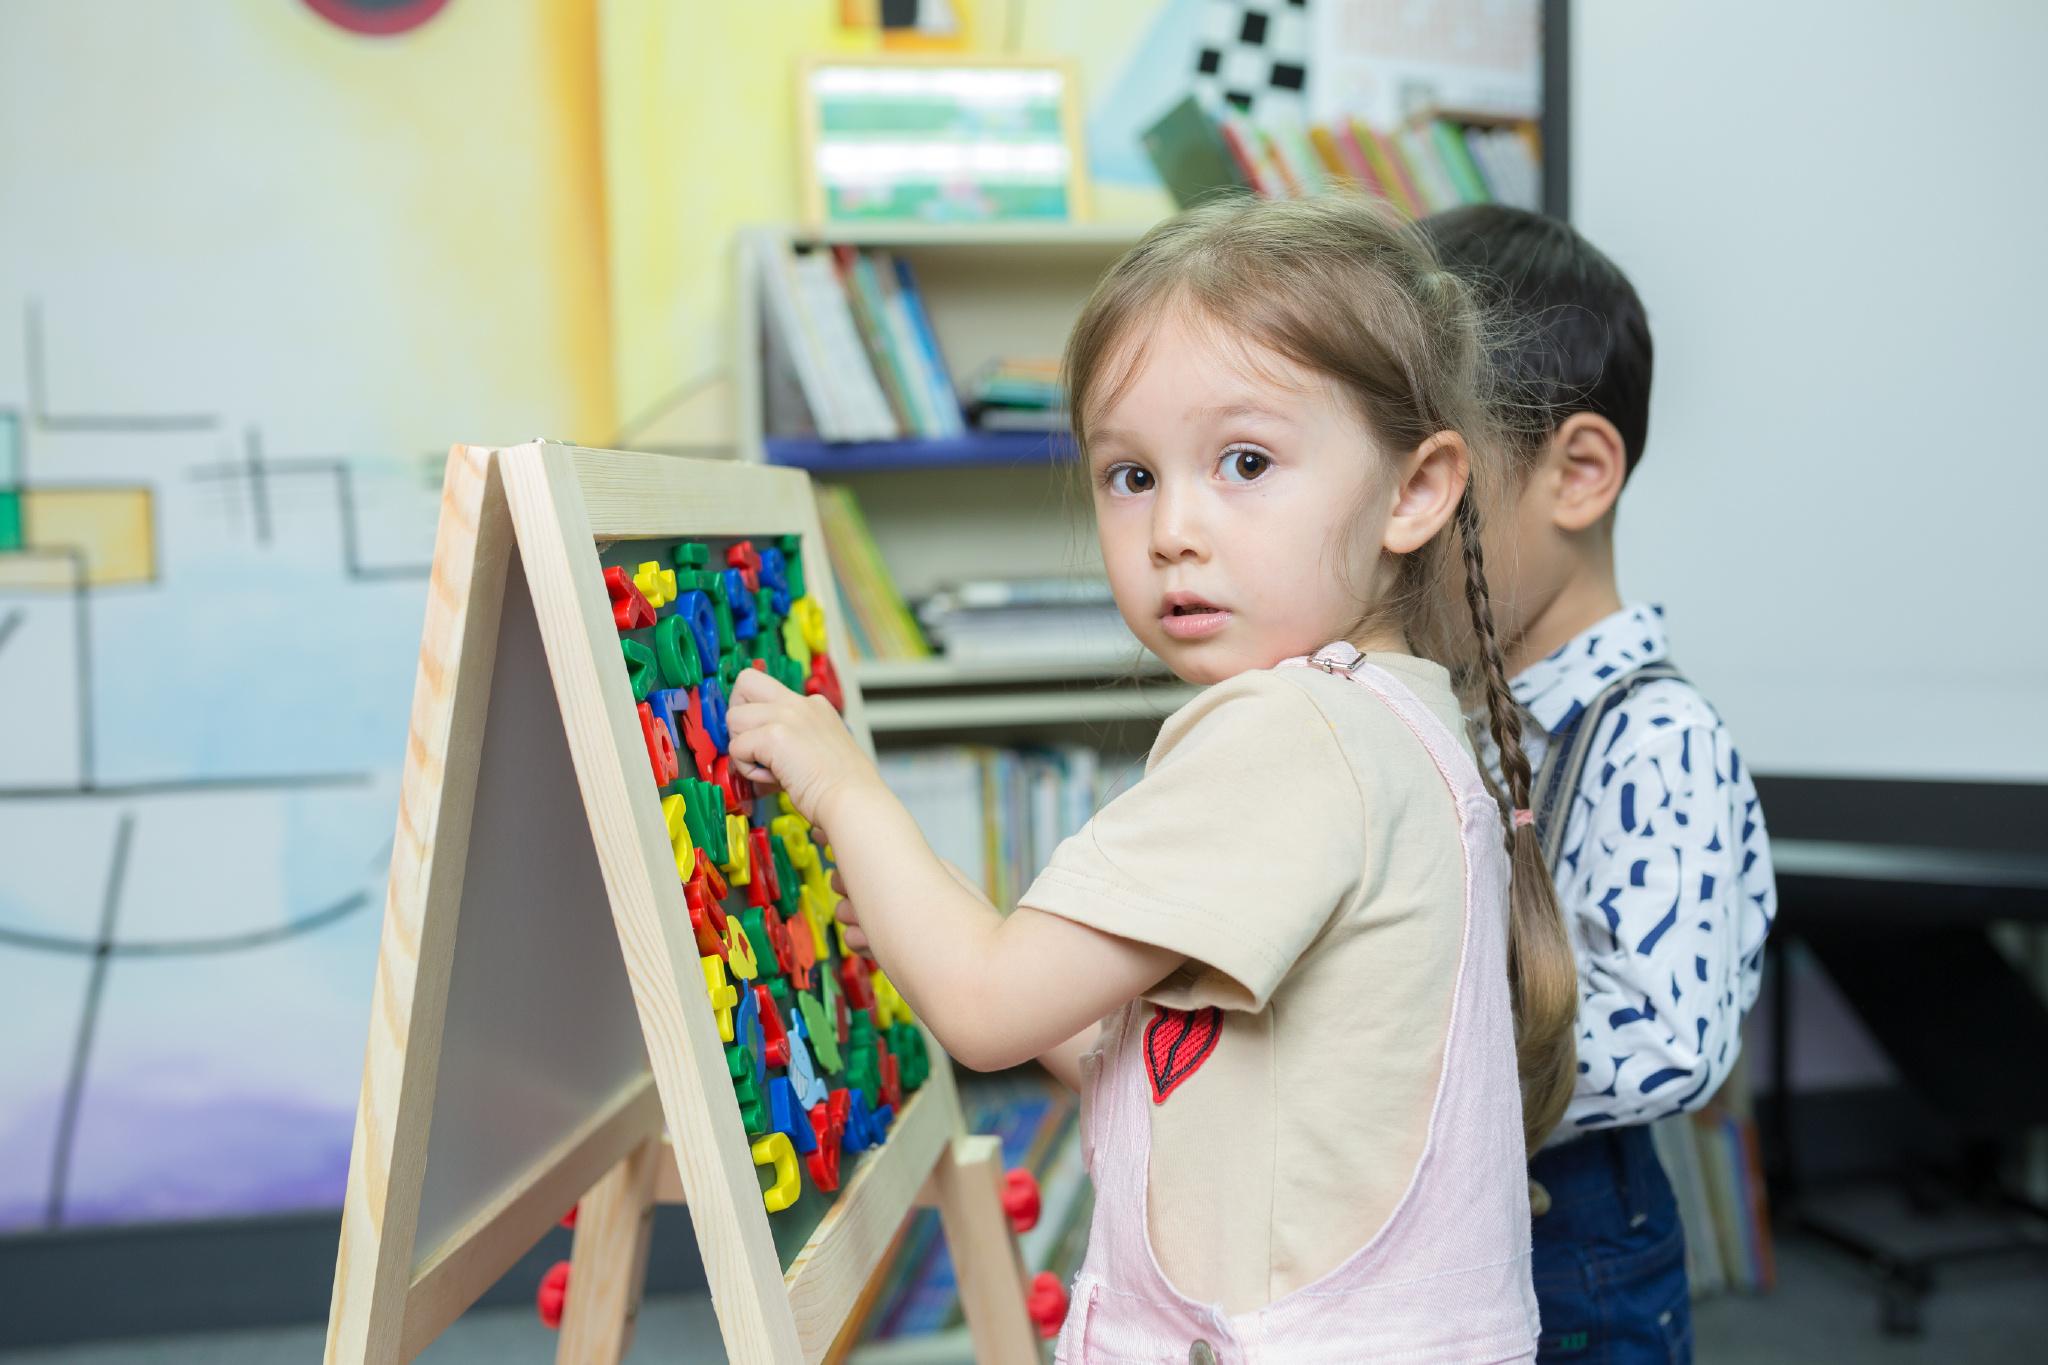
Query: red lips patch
[{"left": 1143, "top": 1005, "right": 1222, "bottom": 1104}]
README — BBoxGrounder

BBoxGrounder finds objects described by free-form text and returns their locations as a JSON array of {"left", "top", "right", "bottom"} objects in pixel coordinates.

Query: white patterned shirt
[{"left": 1502, "top": 604, "right": 1776, "bottom": 1137}]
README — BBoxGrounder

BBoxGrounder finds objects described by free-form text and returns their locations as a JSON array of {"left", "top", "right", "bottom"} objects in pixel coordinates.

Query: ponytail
[{"left": 1454, "top": 491, "right": 1578, "bottom": 1154}]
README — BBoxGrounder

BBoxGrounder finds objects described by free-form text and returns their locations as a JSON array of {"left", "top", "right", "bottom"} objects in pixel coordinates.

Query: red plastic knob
[
  {"left": 537, "top": 1259, "right": 571, "bottom": 1329},
  {"left": 1026, "top": 1270, "right": 1068, "bottom": 1338},
  {"left": 560, "top": 1204, "right": 578, "bottom": 1230},
  {"left": 1002, "top": 1168, "right": 1041, "bottom": 1234}
]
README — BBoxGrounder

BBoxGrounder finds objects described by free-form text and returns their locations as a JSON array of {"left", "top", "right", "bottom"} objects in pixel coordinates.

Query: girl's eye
[
  {"left": 1220, "top": 446, "right": 1272, "bottom": 483},
  {"left": 1104, "top": 464, "right": 1154, "bottom": 495}
]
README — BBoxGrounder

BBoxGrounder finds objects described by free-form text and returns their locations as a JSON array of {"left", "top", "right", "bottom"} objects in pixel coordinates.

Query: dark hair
[
  {"left": 1418, "top": 204, "right": 1653, "bottom": 476},
  {"left": 1063, "top": 196, "right": 1579, "bottom": 1153}
]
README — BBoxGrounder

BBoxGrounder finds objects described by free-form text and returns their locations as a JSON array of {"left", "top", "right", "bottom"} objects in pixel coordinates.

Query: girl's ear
[{"left": 1383, "top": 431, "right": 1469, "bottom": 554}]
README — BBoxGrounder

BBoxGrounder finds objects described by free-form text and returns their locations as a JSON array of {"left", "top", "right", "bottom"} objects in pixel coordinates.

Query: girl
[{"left": 728, "top": 196, "right": 1577, "bottom": 1363}]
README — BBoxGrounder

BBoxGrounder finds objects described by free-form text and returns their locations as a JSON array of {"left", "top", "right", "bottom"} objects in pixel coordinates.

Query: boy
[{"left": 1421, "top": 205, "right": 1776, "bottom": 1363}]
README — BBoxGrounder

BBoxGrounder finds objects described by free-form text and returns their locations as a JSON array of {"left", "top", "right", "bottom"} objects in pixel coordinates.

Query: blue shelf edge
[{"left": 762, "top": 430, "right": 1074, "bottom": 472}]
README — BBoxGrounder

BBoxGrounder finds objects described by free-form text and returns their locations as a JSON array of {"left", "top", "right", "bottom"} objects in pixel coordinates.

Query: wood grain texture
[
  {"left": 932, "top": 1133, "right": 1039, "bottom": 1365},
  {"left": 325, "top": 446, "right": 513, "bottom": 1364},
  {"left": 555, "top": 1135, "right": 663, "bottom": 1365},
  {"left": 500, "top": 442, "right": 805, "bottom": 1362}
]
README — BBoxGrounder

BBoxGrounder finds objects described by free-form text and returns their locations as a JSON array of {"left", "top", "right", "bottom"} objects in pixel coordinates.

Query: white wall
[{"left": 1574, "top": 1, "right": 2048, "bottom": 781}]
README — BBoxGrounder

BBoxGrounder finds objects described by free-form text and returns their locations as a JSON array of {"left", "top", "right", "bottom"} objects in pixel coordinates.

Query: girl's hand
[
  {"left": 726, "top": 667, "right": 882, "bottom": 831},
  {"left": 829, "top": 868, "right": 873, "bottom": 956}
]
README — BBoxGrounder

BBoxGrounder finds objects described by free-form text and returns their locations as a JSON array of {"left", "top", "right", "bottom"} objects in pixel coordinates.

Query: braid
[
  {"left": 1455, "top": 488, "right": 1579, "bottom": 1153},
  {"left": 1454, "top": 492, "right": 1533, "bottom": 822}
]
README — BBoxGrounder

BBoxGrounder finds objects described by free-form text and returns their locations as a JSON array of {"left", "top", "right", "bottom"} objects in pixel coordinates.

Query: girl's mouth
[{"left": 1160, "top": 601, "right": 1230, "bottom": 639}]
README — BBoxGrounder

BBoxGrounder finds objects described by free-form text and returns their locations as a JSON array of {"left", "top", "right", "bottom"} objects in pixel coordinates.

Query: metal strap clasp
[{"left": 1307, "top": 641, "right": 1366, "bottom": 675}]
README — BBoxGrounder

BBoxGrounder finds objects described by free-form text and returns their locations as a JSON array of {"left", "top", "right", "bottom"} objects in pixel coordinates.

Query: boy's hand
[{"left": 726, "top": 667, "right": 883, "bottom": 832}]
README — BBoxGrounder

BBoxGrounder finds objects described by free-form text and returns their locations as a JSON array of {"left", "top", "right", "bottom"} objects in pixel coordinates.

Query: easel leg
[
  {"left": 931, "top": 1134, "right": 1039, "bottom": 1365},
  {"left": 556, "top": 1136, "right": 662, "bottom": 1365}
]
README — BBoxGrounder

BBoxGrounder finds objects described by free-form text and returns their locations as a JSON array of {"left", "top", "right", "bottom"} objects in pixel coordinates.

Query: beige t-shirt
[{"left": 1018, "top": 656, "right": 1472, "bottom": 1314}]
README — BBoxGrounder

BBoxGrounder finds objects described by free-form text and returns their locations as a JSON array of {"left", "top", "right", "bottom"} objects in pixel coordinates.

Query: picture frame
[{"left": 797, "top": 52, "right": 1092, "bottom": 228}]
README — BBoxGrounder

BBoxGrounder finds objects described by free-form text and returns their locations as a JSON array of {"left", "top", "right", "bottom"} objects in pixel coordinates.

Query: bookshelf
[
  {"left": 762, "top": 430, "right": 1065, "bottom": 473},
  {"left": 861, "top": 677, "right": 1199, "bottom": 736},
  {"left": 855, "top": 653, "right": 1188, "bottom": 733},
  {"left": 854, "top": 656, "right": 1171, "bottom": 689},
  {"left": 733, "top": 221, "right": 1145, "bottom": 470},
  {"left": 736, "top": 219, "right": 1157, "bottom": 746}
]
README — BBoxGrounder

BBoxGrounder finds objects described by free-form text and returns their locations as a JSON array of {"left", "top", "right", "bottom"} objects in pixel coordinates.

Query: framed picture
[{"left": 797, "top": 52, "right": 1091, "bottom": 227}]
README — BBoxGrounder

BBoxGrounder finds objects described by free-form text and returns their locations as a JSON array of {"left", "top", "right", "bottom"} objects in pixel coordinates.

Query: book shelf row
[
  {"left": 1146, "top": 96, "right": 1541, "bottom": 216},
  {"left": 756, "top": 236, "right": 966, "bottom": 446}
]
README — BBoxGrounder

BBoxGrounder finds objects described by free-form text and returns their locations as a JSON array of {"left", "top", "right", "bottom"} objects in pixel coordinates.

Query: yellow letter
[
  {"left": 752, "top": 1132, "right": 799, "bottom": 1212},
  {"left": 661, "top": 793, "right": 696, "bottom": 881},
  {"left": 701, "top": 955, "right": 737, "bottom": 1042}
]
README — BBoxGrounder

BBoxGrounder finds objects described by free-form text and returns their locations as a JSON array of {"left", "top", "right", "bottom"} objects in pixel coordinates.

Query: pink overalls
[{"left": 1055, "top": 646, "right": 1540, "bottom": 1364}]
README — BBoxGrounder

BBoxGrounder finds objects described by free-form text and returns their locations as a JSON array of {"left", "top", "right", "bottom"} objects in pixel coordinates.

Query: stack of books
[
  {"left": 814, "top": 484, "right": 932, "bottom": 662},
  {"left": 915, "top": 577, "right": 1135, "bottom": 667},
  {"left": 1649, "top": 1104, "right": 1778, "bottom": 1297},
  {"left": 1143, "top": 93, "right": 1541, "bottom": 216},
  {"left": 856, "top": 1072, "right": 1092, "bottom": 1348},
  {"left": 879, "top": 742, "right": 1141, "bottom": 911},
  {"left": 965, "top": 358, "right": 1066, "bottom": 434},
  {"left": 757, "top": 240, "right": 966, "bottom": 443}
]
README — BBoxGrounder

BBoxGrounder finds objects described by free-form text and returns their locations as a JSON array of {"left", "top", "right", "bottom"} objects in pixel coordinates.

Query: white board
[
  {"left": 413, "top": 554, "right": 651, "bottom": 1263},
  {"left": 1574, "top": 0, "right": 2048, "bottom": 781}
]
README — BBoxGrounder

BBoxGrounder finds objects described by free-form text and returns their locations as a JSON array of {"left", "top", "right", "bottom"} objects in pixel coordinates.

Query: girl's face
[{"left": 1085, "top": 311, "right": 1395, "bottom": 686}]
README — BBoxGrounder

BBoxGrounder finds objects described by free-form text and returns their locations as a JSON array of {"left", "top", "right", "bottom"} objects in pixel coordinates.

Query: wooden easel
[{"left": 323, "top": 441, "right": 1037, "bottom": 1363}]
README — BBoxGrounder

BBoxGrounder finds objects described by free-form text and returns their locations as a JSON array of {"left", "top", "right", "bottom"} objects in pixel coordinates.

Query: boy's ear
[
  {"left": 1547, "top": 412, "right": 1629, "bottom": 532},
  {"left": 1384, "top": 431, "right": 1469, "bottom": 555}
]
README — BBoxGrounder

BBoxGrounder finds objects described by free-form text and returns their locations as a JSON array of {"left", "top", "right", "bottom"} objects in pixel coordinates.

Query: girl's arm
[
  {"left": 727, "top": 671, "right": 1180, "bottom": 1072},
  {"left": 1034, "top": 1025, "right": 1100, "bottom": 1093},
  {"left": 841, "top": 860, "right": 1103, "bottom": 1090}
]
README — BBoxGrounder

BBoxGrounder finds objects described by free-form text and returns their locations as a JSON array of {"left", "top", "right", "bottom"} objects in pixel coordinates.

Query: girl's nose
[{"left": 1148, "top": 484, "right": 1206, "bottom": 564}]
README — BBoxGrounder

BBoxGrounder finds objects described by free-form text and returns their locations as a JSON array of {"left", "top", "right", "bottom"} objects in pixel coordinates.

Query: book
[
  {"left": 920, "top": 606, "right": 1135, "bottom": 666},
  {"left": 860, "top": 1072, "right": 1088, "bottom": 1343},
  {"left": 758, "top": 238, "right": 852, "bottom": 440},
  {"left": 1470, "top": 126, "right": 1541, "bottom": 210},
  {"left": 1353, "top": 119, "right": 1424, "bottom": 217},
  {"left": 1693, "top": 1109, "right": 1751, "bottom": 1290},
  {"left": 929, "top": 576, "right": 1115, "bottom": 611},
  {"left": 757, "top": 276, "right": 821, "bottom": 439},
  {"left": 912, "top": 581, "right": 1132, "bottom": 669},
  {"left": 814, "top": 483, "right": 931, "bottom": 660},
  {"left": 1429, "top": 118, "right": 1492, "bottom": 204},
  {"left": 1733, "top": 1110, "right": 1777, "bottom": 1292},
  {"left": 967, "top": 357, "right": 1061, "bottom": 404},
  {"left": 1273, "top": 122, "right": 1330, "bottom": 195},
  {"left": 881, "top": 253, "right": 966, "bottom": 438},
  {"left": 815, "top": 487, "right": 895, "bottom": 658},
  {"left": 1142, "top": 92, "right": 1251, "bottom": 208},
  {"left": 1329, "top": 120, "right": 1385, "bottom": 198},
  {"left": 1257, "top": 125, "right": 1307, "bottom": 197},
  {"left": 833, "top": 245, "right": 921, "bottom": 435},
  {"left": 1393, "top": 125, "right": 1457, "bottom": 213},
  {"left": 1648, "top": 1113, "right": 1727, "bottom": 1297},
  {"left": 1217, "top": 112, "right": 1275, "bottom": 196},
  {"left": 860, "top": 251, "right": 944, "bottom": 438},
  {"left": 1309, "top": 122, "right": 1359, "bottom": 191},
  {"left": 878, "top": 747, "right": 992, "bottom": 890},
  {"left": 794, "top": 249, "right": 900, "bottom": 440},
  {"left": 970, "top": 407, "right": 1067, "bottom": 433}
]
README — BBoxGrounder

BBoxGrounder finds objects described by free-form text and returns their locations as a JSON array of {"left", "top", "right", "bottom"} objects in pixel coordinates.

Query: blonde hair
[{"left": 1062, "top": 195, "right": 1578, "bottom": 1152}]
